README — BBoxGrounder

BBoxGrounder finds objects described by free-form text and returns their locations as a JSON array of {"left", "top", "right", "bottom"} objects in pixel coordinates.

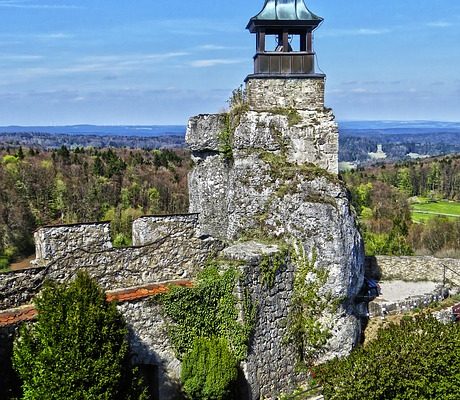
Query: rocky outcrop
[{"left": 187, "top": 78, "right": 365, "bottom": 398}]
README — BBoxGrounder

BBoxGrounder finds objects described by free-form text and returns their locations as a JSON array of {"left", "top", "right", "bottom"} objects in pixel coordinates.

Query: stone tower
[{"left": 187, "top": 0, "right": 364, "bottom": 397}]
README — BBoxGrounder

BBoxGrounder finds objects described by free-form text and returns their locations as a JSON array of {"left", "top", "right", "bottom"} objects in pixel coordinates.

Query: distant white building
[{"left": 368, "top": 144, "right": 387, "bottom": 160}]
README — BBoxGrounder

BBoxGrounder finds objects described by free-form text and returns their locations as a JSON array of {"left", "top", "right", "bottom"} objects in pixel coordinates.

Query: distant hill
[
  {"left": 0, "top": 125, "right": 186, "bottom": 137},
  {"left": 0, "top": 125, "right": 186, "bottom": 149},
  {"left": 1, "top": 121, "right": 460, "bottom": 159},
  {"left": 339, "top": 120, "right": 460, "bottom": 165}
]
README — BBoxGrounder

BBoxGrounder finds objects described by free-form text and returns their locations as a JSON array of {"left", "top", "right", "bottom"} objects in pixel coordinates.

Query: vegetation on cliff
[{"left": 157, "top": 264, "right": 255, "bottom": 399}]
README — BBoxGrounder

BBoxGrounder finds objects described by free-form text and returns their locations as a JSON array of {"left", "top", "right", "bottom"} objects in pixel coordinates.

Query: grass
[{"left": 411, "top": 198, "right": 460, "bottom": 223}]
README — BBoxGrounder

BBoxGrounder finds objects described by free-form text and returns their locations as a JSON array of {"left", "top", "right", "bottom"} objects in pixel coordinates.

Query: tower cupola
[{"left": 247, "top": 0, "right": 323, "bottom": 77}]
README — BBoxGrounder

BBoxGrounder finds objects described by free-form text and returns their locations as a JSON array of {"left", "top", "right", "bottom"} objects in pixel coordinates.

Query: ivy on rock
[{"left": 157, "top": 264, "right": 255, "bottom": 362}]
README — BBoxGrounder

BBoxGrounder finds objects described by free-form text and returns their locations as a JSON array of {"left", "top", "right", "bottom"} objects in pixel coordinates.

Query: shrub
[
  {"left": 13, "top": 271, "right": 148, "bottom": 400},
  {"left": 181, "top": 337, "right": 238, "bottom": 400},
  {"left": 158, "top": 265, "right": 254, "bottom": 362},
  {"left": 315, "top": 315, "right": 460, "bottom": 400},
  {"left": 0, "top": 255, "right": 10, "bottom": 271}
]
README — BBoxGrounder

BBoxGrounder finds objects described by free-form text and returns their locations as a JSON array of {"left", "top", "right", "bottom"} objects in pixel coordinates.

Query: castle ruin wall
[
  {"left": 34, "top": 222, "right": 112, "bottom": 262},
  {"left": 365, "top": 256, "right": 460, "bottom": 284}
]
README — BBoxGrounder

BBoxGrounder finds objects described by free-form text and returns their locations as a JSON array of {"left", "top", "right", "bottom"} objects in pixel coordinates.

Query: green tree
[
  {"left": 93, "top": 156, "right": 104, "bottom": 176},
  {"left": 181, "top": 337, "right": 238, "bottom": 400},
  {"left": 397, "top": 168, "right": 413, "bottom": 196},
  {"left": 427, "top": 162, "right": 441, "bottom": 194},
  {"left": 353, "top": 183, "right": 373, "bottom": 214},
  {"left": 13, "top": 271, "right": 148, "bottom": 400},
  {"left": 315, "top": 315, "right": 460, "bottom": 400},
  {"left": 16, "top": 146, "right": 25, "bottom": 160},
  {"left": 147, "top": 187, "right": 160, "bottom": 214}
]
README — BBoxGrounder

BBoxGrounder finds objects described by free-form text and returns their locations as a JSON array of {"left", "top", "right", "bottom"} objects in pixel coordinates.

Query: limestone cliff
[{"left": 187, "top": 78, "right": 365, "bottom": 394}]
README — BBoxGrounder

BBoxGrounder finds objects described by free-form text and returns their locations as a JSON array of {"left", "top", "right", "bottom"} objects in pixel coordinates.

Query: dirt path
[{"left": 10, "top": 255, "right": 35, "bottom": 271}]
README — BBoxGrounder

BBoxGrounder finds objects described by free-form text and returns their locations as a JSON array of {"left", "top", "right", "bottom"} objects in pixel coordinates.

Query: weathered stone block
[
  {"left": 34, "top": 222, "right": 112, "bottom": 263},
  {"left": 132, "top": 214, "right": 199, "bottom": 246},
  {"left": 186, "top": 113, "right": 227, "bottom": 152},
  {"left": 246, "top": 77, "right": 325, "bottom": 111}
]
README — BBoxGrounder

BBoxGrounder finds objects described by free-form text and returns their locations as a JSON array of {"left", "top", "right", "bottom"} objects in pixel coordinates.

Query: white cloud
[
  {"left": 0, "top": 54, "right": 43, "bottom": 61},
  {"left": 197, "top": 44, "right": 228, "bottom": 51},
  {"left": 189, "top": 59, "right": 243, "bottom": 68},
  {"left": 1, "top": 51, "right": 191, "bottom": 83},
  {"left": 319, "top": 28, "right": 391, "bottom": 38},
  {"left": 426, "top": 21, "right": 453, "bottom": 28},
  {"left": 0, "top": 0, "right": 80, "bottom": 9},
  {"left": 195, "top": 44, "right": 250, "bottom": 51}
]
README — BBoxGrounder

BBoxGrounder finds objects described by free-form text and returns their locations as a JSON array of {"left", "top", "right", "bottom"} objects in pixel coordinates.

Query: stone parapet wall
[
  {"left": 1, "top": 215, "right": 223, "bottom": 311},
  {"left": 0, "top": 267, "right": 46, "bottom": 310},
  {"left": 34, "top": 222, "right": 112, "bottom": 263},
  {"left": 132, "top": 214, "right": 199, "bottom": 247},
  {"left": 246, "top": 77, "right": 325, "bottom": 111},
  {"left": 365, "top": 256, "right": 460, "bottom": 285}
]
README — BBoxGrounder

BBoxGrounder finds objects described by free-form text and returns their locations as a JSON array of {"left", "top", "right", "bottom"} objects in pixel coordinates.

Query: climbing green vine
[
  {"left": 218, "top": 113, "right": 234, "bottom": 162},
  {"left": 285, "top": 243, "right": 334, "bottom": 369},
  {"left": 259, "top": 247, "right": 290, "bottom": 288},
  {"left": 218, "top": 86, "right": 250, "bottom": 162},
  {"left": 156, "top": 264, "right": 255, "bottom": 362}
]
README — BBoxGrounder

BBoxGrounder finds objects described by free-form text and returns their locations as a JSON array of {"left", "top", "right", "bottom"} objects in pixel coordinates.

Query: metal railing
[{"left": 442, "top": 263, "right": 460, "bottom": 289}]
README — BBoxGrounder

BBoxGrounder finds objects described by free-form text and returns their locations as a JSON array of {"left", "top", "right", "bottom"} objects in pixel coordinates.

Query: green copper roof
[{"left": 252, "top": 0, "right": 322, "bottom": 22}]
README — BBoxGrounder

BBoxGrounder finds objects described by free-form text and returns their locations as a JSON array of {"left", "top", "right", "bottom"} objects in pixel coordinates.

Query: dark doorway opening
[{"left": 138, "top": 364, "right": 160, "bottom": 400}]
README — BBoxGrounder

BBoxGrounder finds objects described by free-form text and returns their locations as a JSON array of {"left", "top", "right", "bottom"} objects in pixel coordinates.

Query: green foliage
[
  {"left": 218, "top": 114, "right": 234, "bottom": 162},
  {"left": 397, "top": 167, "right": 413, "bottom": 196},
  {"left": 351, "top": 183, "right": 373, "bottom": 214},
  {"left": 0, "top": 255, "right": 10, "bottom": 271},
  {"left": 104, "top": 206, "right": 144, "bottom": 247},
  {"left": 364, "top": 225, "right": 414, "bottom": 256},
  {"left": 0, "top": 246, "right": 18, "bottom": 271},
  {"left": 13, "top": 271, "right": 148, "bottom": 400},
  {"left": 272, "top": 107, "right": 302, "bottom": 126},
  {"left": 2, "top": 154, "right": 19, "bottom": 165},
  {"left": 285, "top": 245, "right": 332, "bottom": 369},
  {"left": 181, "top": 337, "right": 238, "bottom": 400},
  {"left": 227, "top": 85, "right": 249, "bottom": 115},
  {"left": 260, "top": 152, "right": 340, "bottom": 185},
  {"left": 315, "top": 315, "right": 460, "bottom": 400},
  {"left": 158, "top": 265, "right": 254, "bottom": 363},
  {"left": 147, "top": 187, "right": 160, "bottom": 214},
  {"left": 16, "top": 146, "right": 25, "bottom": 160},
  {"left": 152, "top": 149, "right": 182, "bottom": 169},
  {"left": 259, "top": 248, "right": 289, "bottom": 288}
]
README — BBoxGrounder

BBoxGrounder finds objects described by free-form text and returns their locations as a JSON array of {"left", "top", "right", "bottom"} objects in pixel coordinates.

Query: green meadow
[{"left": 411, "top": 198, "right": 460, "bottom": 223}]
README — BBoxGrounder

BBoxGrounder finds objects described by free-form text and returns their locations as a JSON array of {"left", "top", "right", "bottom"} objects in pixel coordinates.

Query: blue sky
[{"left": 0, "top": 0, "right": 459, "bottom": 125}]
